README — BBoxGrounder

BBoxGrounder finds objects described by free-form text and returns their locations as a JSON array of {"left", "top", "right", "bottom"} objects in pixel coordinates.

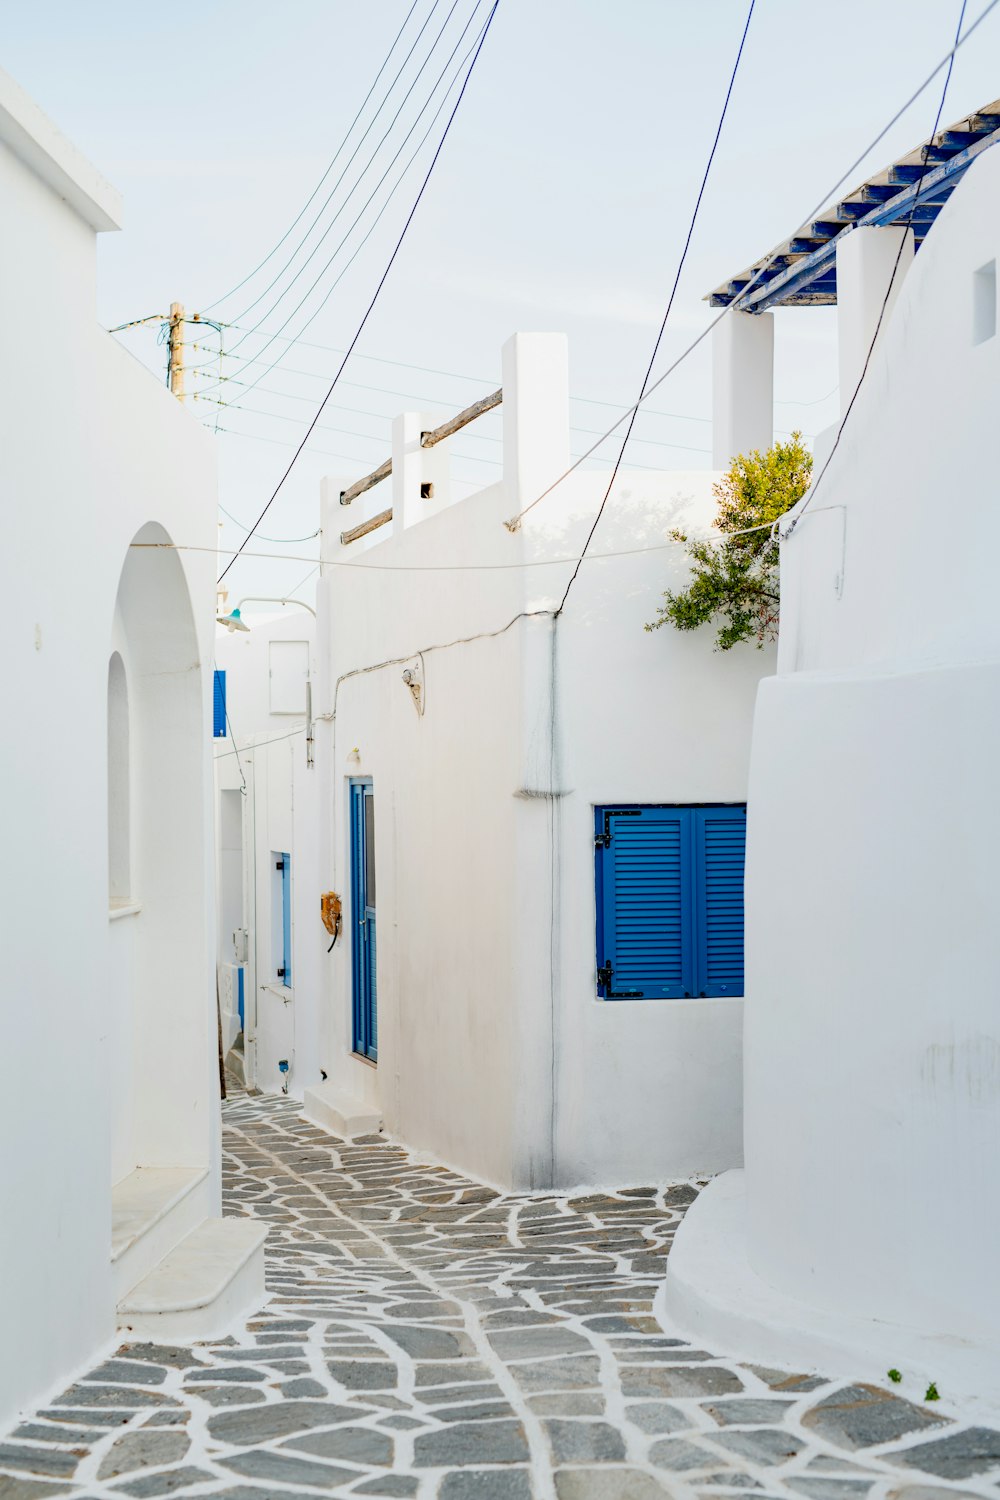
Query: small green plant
[
  {"left": 887, "top": 1369, "right": 902, "bottom": 1384},
  {"left": 646, "top": 434, "right": 812, "bottom": 651},
  {"left": 925, "top": 1382, "right": 940, "bottom": 1402}
]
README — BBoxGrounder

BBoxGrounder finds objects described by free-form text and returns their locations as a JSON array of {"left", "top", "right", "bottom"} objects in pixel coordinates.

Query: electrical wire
[
  {"left": 221, "top": 697, "right": 248, "bottom": 792},
  {"left": 218, "top": 503, "right": 320, "bottom": 543},
  {"left": 225, "top": 0, "right": 462, "bottom": 331},
  {"left": 138, "top": 516, "right": 779, "bottom": 574},
  {"left": 196, "top": 326, "right": 838, "bottom": 415},
  {"left": 195, "top": 396, "right": 685, "bottom": 467},
  {"left": 217, "top": 0, "right": 501, "bottom": 585},
  {"left": 554, "top": 0, "right": 756, "bottom": 618},
  {"left": 200, "top": 360, "right": 810, "bottom": 446},
  {"left": 502, "top": 0, "right": 1000, "bottom": 534},
  {"left": 782, "top": 0, "right": 969, "bottom": 541},
  {"left": 217, "top": 4, "right": 495, "bottom": 406},
  {"left": 202, "top": 0, "right": 429, "bottom": 313},
  {"left": 214, "top": 724, "right": 307, "bottom": 762},
  {"left": 203, "top": 418, "right": 666, "bottom": 472}
]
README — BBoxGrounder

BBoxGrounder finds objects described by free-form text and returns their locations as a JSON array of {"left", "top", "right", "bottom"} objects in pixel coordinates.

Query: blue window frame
[
  {"left": 595, "top": 804, "right": 746, "bottom": 1000},
  {"left": 275, "top": 853, "right": 291, "bottom": 987},
  {"left": 213, "top": 669, "right": 227, "bottom": 738},
  {"left": 350, "top": 782, "right": 377, "bottom": 1061}
]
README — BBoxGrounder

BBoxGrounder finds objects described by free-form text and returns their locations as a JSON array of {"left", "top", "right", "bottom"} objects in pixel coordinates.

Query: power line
[
  {"left": 195, "top": 348, "right": 811, "bottom": 442},
  {"left": 218, "top": 503, "right": 320, "bottom": 543},
  {"left": 201, "top": 408, "right": 668, "bottom": 473},
  {"left": 555, "top": 0, "right": 756, "bottom": 617},
  {"left": 203, "top": 0, "right": 429, "bottom": 313},
  {"left": 783, "top": 0, "right": 970, "bottom": 541},
  {"left": 139, "top": 516, "right": 779, "bottom": 575},
  {"left": 195, "top": 390, "right": 716, "bottom": 458},
  {"left": 194, "top": 325, "right": 838, "bottom": 413},
  {"left": 217, "top": 0, "right": 502, "bottom": 585},
  {"left": 221, "top": 0, "right": 482, "bottom": 368},
  {"left": 226, "top": 0, "right": 459, "bottom": 330},
  {"left": 503, "top": 0, "right": 1000, "bottom": 534},
  {"left": 219, "top": 4, "right": 494, "bottom": 407}
]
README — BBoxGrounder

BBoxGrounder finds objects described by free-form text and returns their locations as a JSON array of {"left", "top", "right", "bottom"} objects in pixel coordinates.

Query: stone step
[
  {"left": 111, "top": 1167, "right": 211, "bottom": 1303},
  {"left": 224, "top": 1038, "right": 246, "bottom": 1089},
  {"left": 117, "top": 1217, "right": 268, "bottom": 1342},
  {"left": 303, "top": 1082, "right": 381, "bottom": 1139}
]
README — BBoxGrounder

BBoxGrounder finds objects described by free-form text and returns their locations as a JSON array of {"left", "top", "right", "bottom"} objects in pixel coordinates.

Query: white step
[
  {"left": 303, "top": 1082, "right": 381, "bottom": 1138},
  {"left": 111, "top": 1167, "right": 210, "bottom": 1302},
  {"left": 117, "top": 1218, "right": 268, "bottom": 1342}
]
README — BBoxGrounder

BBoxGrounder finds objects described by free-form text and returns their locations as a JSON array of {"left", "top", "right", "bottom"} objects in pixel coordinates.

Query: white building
[
  {"left": 306, "top": 332, "right": 772, "bottom": 1190},
  {"left": 214, "top": 607, "right": 321, "bottom": 1100},
  {"left": 666, "top": 106, "right": 1000, "bottom": 1412},
  {"left": 0, "top": 70, "right": 263, "bottom": 1431}
]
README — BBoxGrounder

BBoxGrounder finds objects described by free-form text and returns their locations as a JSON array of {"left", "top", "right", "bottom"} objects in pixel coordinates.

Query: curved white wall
[
  {"left": 0, "top": 80, "right": 218, "bottom": 1427},
  {"left": 744, "top": 146, "right": 1000, "bottom": 1344}
]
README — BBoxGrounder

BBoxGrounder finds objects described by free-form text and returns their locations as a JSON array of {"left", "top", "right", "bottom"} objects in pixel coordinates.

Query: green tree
[{"left": 646, "top": 434, "right": 813, "bottom": 651}]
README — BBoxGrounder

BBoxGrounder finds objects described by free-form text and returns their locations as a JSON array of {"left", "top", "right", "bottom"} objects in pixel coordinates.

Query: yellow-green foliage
[{"left": 646, "top": 434, "right": 813, "bottom": 650}]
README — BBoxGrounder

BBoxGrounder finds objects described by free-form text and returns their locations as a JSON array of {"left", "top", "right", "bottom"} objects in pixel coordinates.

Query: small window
[
  {"left": 973, "top": 260, "right": 996, "bottom": 345},
  {"left": 269, "top": 640, "right": 309, "bottom": 715},
  {"left": 594, "top": 804, "right": 746, "bottom": 999},
  {"left": 213, "top": 668, "right": 227, "bottom": 738},
  {"left": 273, "top": 852, "right": 292, "bottom": 987}
]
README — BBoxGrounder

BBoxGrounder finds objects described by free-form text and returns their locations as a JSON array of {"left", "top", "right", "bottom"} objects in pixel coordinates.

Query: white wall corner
[
  {"left": 711, "top": 310, "right": 774, "bottom": 468},
  {"left": 0, "top": 65, "right": 122, "bottom": 231},
  {"left": 392, "top": 412, "right": 451, "bottom": 536},
  {"left": 836, "top": 224, "right": 914, "bottom": 413},
  {"left": 501, "top": 332, "right": 570, "bottom": 514}
]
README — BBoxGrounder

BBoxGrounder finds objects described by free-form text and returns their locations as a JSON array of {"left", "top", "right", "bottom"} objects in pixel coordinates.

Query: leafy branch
[{"left": 646, "top": 434, "right": 813, "bottom": 650}]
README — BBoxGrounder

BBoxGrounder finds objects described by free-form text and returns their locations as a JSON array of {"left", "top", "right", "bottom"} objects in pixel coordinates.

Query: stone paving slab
[{"left": 2, "top": 1092, "right": 1000, "bottom": 1499}]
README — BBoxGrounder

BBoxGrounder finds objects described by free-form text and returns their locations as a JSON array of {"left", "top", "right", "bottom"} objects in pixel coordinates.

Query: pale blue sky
[{"left": 5, "top": 0, "right": 999, "bottom": 603}]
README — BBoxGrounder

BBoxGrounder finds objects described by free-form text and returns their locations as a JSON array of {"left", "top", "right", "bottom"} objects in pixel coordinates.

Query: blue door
[{"left": 350, "top": 782, "right": 377, "bottom": 1061}]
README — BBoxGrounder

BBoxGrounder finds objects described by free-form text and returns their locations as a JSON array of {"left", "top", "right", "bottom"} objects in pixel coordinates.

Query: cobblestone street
[{"left": 3, "top": 1092, "right": 1000, "bottom": 1500}]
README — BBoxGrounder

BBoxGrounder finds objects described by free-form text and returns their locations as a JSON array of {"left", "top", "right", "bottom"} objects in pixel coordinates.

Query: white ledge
[
  {"left": 0, "top": 67, "right": 121, "bottom": 230},
  {"left": 109, "top": 901, "right": 142, "bottom": 921}
]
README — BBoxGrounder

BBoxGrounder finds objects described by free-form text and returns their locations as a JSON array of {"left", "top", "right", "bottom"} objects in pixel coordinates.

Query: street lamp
[{"left": 217, "top": 597, "right": 317, "bottom": 631}]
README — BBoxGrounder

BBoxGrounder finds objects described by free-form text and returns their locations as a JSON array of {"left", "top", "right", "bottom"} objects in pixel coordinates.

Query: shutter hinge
[
  {"left": 597, "top": 962, "right": 613, "bottom": 988},
  {"left": 594, "top": 832, "right": 611, "bottom": 849},
  {"left": 277, "top": 966, "right": 286, "bottom": 978},
  {"left": 275, "top": 859, "right": 285, "bottom": 871}
]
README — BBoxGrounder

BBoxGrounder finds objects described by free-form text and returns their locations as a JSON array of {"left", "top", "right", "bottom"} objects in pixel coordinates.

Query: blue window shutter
[
  {"left": 595, "top": 807, "right": 695, "bottom": 998},
  {"left": 695, "top": 807, "right": 746, "bottom": 997},
  {"left": 213, "top": 669, "right": 227, "bottom": 738}
]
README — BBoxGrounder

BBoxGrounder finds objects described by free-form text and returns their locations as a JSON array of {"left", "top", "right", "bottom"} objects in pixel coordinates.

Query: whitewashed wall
[
  {"left": 668, "top": 145, "right": 1000, "bottom": 1401},
  {"left": 214, "top": 615, "right": 320, "bottom": 1100},
  {"left": 314, "top": 333, "right": 771, "bottom": 1190},
  {"left": 0, "top": 72, "right": 218, "bottom": 1429}
]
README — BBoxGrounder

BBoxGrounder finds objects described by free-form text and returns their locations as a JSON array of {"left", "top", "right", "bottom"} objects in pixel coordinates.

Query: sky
[{"left": 4, "top": 0, "right": 1000, "bottom": 607}]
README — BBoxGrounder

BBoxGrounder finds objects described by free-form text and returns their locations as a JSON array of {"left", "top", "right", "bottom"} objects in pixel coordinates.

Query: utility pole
[{"left": 167, "top": 302, "right": 185, "bottom": 401}]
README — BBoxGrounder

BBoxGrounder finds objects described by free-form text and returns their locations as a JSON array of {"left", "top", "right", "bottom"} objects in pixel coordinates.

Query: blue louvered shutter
[
  {"left": 694, "top": 806, "right": 746, "bottom": 997},
  {"left": 213, "top": 669, "right": 227, "bottom": 738},
  {"left": 595, "top": 807, "right": 695, "bottom": 998}
]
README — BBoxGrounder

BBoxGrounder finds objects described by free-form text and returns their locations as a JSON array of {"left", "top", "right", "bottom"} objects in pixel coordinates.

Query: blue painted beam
[{"left": 727, "top": 129, "right": 999, "bottom": 312}]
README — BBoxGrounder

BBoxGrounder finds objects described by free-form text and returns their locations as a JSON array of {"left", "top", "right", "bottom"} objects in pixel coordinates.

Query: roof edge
[{"left": 0, "top": 67, "right": 122, "bottom": 231}]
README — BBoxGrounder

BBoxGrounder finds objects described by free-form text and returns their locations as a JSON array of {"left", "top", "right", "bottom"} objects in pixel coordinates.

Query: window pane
[{"left": 365, "top": 792, "right": 376, "bottom": 908}]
